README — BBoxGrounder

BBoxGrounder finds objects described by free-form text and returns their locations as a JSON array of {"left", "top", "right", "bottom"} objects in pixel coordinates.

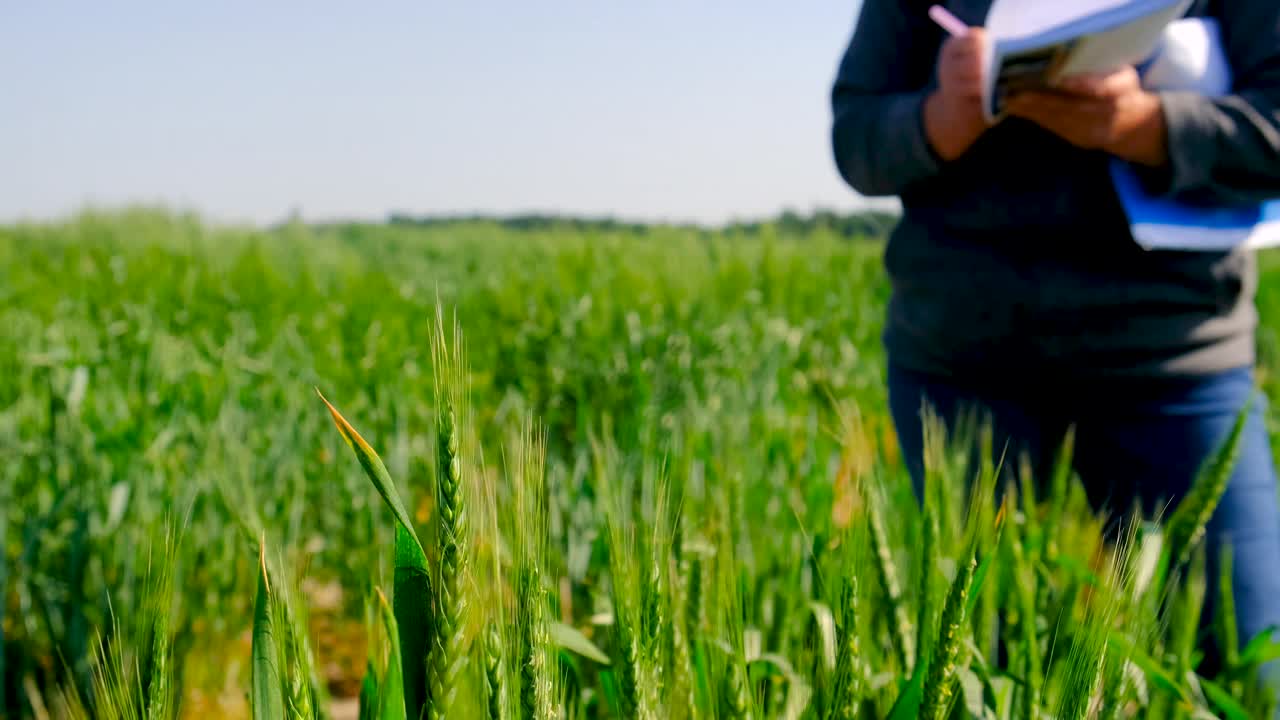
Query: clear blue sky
[{"left": 2, "top": 2, "right": 891, "bottom": 226}]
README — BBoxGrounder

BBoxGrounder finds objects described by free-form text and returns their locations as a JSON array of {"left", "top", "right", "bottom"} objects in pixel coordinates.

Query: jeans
[{"left": 888, "top": 362, "right": 1280, "bottom": 672}]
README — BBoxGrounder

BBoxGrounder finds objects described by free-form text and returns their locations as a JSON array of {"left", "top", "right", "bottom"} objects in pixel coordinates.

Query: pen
[{"left": 928, "top": 5, "right": 970, "bottom": 37}]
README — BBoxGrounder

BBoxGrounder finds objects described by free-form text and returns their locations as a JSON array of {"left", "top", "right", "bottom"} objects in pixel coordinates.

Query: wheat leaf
[
  {"left": 251, "top": 541, "right": 284, "bottom": 720},
  {"left": 317, "top": 389, "right": 424, "bottom": 554},
  {"left": 551, "top": 621, "right": 611, "bottom": 665},
  {"left": 1200, "top": 676, "right": 1250, "bottom": 720},
  {"left": 376, "top": 588, "right": 407, "bottom": 720}
]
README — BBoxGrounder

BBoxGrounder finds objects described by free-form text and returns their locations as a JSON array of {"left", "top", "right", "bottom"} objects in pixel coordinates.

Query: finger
[
  {"left": 942, "top": 43, "right": 984, "bottom": 69},
  {"left": 1006, "top": 95, "right": 1088, "bottom": 126},
  {"left": 1018, "top": 95, "right": 1113, "bottom": 128},
  {"left": 1095, "top": 66, "right": 1141, "bottom": 96},
  {"left": 1007, "top": 92, "right": 1105, "bottom": 113},
  {"left": 1057, "top": 66, "right": 1139, "bottom": 98},
  {"left": 946, "top": 69, "right": 984, "bottom": 88},
  {"left": 961, "top": 28, "right": 988, "bottom": 49},
  {"left": 943, "top": 36, "right": 988, "bottom": 65},
  {"left": 1007, "top": 97, "right": 1113, "bottom": 146},
  {"left": 1057, "top": 72, "right": 1108, "bottom": 94},
  {"left": 941, "top": 66, "right": 986, "bottom": 97},
  {"left": 944, "top": 29, "right": 987, "bottom": 51}
]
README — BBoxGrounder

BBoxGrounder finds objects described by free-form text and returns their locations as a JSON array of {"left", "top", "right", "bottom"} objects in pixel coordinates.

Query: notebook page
[
  {"left": 1055, "top": 6, "right": 1184, "bottom": 77},
  {"left": 986, "top": 0, "right": 1134, "bottom": 40}
]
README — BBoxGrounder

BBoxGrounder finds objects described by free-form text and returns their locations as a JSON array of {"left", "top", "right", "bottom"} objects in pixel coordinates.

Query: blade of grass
[
  {"left": 358, "top": 660, "right": 380, "bottom": 720},
  {"left": 252, "top": 541, "right": 284, "bottom": 720},
  {"left": 317, "top": 389, "right": 424, "bottom": 555},
  {"left": 866, "top": 486, "right": 914, "bottom": 672},
  {"left": 376, "top": 588, "right": 406, "bottom": 720},
  {"left": 319, "top": 390, "right": 433, "bottom": 720},
  {"left": 394, "top": 525, "right": 431, "bottom": 720},
  {"left": 1235, "top": 625, "right": 1280, "bottom": 671},
  {"left": 551, "top": 621, "right": 611, "bottom": 666},
  {"left": 965, "top": 501, "right": 1007, "bottom": 617},
  {"left": 1200, "top": 676, "right": 1251, "bottom": 720}
]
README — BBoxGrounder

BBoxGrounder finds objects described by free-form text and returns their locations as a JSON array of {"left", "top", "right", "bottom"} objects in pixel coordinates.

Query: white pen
[{"left": 928, "top": 5, "right": 970, "bottom": 37}]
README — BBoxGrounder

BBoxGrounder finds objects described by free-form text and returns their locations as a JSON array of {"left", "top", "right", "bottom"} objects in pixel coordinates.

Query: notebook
[{"left": 982, "top": 0, "right": 1193, "bottom": 121}]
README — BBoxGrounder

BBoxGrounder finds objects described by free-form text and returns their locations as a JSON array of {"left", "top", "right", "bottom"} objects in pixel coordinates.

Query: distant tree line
[
  {"left": 724, "top": 208, "right": 899, "bottom": 240},
  {"left": 384, "top": 207, "right": 899, "bottom": 241},
  {"left": 388, "top": 212, "right": 655, "bottom": 234}
]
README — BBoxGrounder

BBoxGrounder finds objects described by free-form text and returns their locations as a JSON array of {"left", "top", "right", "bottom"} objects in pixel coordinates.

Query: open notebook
[
  {"left": 1109, "top": 18, "right": 1280, "bottom": 251},
  {"left": 982, "top": 0, "right": 1191, "bottom": 120}
]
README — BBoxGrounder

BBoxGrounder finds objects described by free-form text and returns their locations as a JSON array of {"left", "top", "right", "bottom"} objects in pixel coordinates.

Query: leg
[
  {"left": 887, "top": 363, "right": 1058, "bottom": 499},
  {"left": 887, "top": 363, "right": 1064, "bottom": 670},
  {"left": 1072, "top": 368, "right": 1280, "bottom": 676}
]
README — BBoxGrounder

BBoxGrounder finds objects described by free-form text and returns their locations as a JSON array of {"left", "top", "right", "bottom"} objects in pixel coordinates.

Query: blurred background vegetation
[{"left": 1, "top": 209, "right": 891, "bottom": 713}]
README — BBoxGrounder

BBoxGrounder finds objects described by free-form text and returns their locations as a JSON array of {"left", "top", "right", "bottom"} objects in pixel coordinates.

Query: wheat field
[{"left": 4, "top": 210, "right": 1280, "bottom": 719}]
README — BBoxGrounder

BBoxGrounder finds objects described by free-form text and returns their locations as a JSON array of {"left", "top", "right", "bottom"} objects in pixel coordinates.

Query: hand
[
  {"left": 923, "top": 29, "right": 991, "bottom": 162},
  {"left": 1005, "top": 66, "right": 1169, "bottom": 167}
]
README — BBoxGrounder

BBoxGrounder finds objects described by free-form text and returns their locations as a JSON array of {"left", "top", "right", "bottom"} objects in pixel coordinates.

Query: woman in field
[{"left": 830, "top": 0, "right": 1280, "bottom": 673}]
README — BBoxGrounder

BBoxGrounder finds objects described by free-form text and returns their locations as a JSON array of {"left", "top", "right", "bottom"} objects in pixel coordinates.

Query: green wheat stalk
[
  {"left": 484, "top": 621, "right": 506, "bottom": 720},
  {"left": 721, "top": 659, "right": 751, "bottom": 720},
  {"left": 670, "top": 544, "right": 697, "bottom": 716},
  {"left": 916, "top": 502, "right": 939, "bottom": 672},
  {"left": 1166, "top": 401, "right": 1249, "bottom": 569},
  {"left": 518, "top": 566, "right": 559, "bottom": 720},
  {"left": 1010, "top": 528, "right": 1040, "bottom": 720},
  {"left": 867, "top": 486, "right": 914, "bottom": 672},
  {"left": 828, "top": 575, "right": 862, "bottom": 720},
  {"left": 428, "top": 313, "right": 468, "bottom": 719},
  {"left": 511, "top": 423, "right": 560, "bottom": 720},
  {"left": 919, "top": 553, "right": 975, "bottom": 720}
]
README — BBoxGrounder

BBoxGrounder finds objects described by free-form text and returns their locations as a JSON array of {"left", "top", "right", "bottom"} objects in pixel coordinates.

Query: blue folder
[
  {"left": 1111, "top": 160, "right": 1280, "bottom": 251},
  {"left": 1110, "top": 17, "right": 1280, "bottom": 250}
]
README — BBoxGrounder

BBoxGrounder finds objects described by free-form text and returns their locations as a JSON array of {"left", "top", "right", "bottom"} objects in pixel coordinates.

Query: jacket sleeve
[
  {"left": 830, "top": 0, "right": 945, "bottom": 197},
  {"left": 1154, "top": 0, "right": 1280, "bottom": 204}
]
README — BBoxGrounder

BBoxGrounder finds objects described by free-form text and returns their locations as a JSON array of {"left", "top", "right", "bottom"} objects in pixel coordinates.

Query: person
[{"left": 829, "top": 0, "right": 1280, "bottom": 676}]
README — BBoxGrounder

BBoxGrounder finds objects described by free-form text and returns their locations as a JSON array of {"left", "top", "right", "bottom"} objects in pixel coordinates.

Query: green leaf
[
  {"left": 318, "top": 389, "right": 425, "bottom": 554},
  {"left": 320, "top": 391, "right": 433, "bottom": 720},
  {"left": 1200, "top": 676, "right": 1250, "bottom": 720},
  {"left": 1051, "top": 554, "right": 1104, "bottom": 588},
  {"left": 885, "top": 667, "right": 924, "bottom": 720},
  {"left": 1107, "top": 632, "right": 1186, "bottom": 702},
  {"left": 780, "top": 676, "right": 812, "bottom": 720},
  {"left": 393, "top": 524, "right": 433, "bottom": 720},
  {"left": 600, "top": 670, "right": 623, "bottom": 718},
  {"left": 376, "top": 589, "right": 407, "bottom": 720},
  {"left": 966, "top": 500, "right": 1007, "bottom": 616},
  {"left": 358, "top": 659, "right": 380, "bottom": 720},
  {"left": 1167, "top": 402, "right": 1250, "bottom": 567},
  {"left": 1235, "top": 625, "right": 1280, "bottom": 670},
  {"left": 251, "top": 544, "right": 284, "bottom": 720},
  {"left": 749, "top": 652, "right": 797, "bottom": 678},
  {"left": 551, "top": 621, "right": 611, "bottom": 665},
  {"left": 692, "top": 641, "right": 715, "bottom": 716}
]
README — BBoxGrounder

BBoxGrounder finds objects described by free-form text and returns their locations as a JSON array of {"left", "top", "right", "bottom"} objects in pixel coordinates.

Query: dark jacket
[{"left": 830, "top": 0, "right": 1280, "bottom": 380}]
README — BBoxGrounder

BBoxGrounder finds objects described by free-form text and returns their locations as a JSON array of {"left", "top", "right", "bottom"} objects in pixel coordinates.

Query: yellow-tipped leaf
[{"left": 317, "top": 388, "right": 424, "bottom": 554}]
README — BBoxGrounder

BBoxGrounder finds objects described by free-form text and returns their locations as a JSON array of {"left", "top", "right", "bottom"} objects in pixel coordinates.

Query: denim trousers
[{"left": 888, "top": 361, "right": 1280, "bottom": 673}]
